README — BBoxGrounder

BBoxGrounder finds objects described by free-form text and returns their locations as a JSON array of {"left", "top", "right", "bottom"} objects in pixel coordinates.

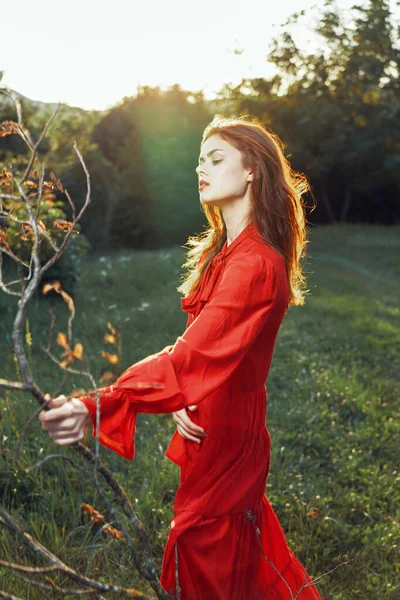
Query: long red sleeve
[{"left": 79, "top": 253, "right": 278, "bottom": 460}]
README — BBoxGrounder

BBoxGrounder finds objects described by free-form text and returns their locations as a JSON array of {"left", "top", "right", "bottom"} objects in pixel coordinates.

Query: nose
[{"left": 196, "top": 164, "right": 206, "bottom": 176}]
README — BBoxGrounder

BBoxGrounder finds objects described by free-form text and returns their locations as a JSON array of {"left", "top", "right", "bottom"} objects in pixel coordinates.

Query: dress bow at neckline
[
  {"left": 181, "top": 222, "right": 257, "bottom": 318},
  {"left": 181, "top": 253, "right": 225, "bottom": 316}
]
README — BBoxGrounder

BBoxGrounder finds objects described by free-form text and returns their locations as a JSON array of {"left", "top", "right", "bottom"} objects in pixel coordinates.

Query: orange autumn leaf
[
  {"left": 19, "top": 223, "right": 34, "bottom": 241},
  {"left": 90, "top": 512, "right": 104, "bottom": 524},
  {"left": 50, "top": 171, "right": 65, "bottom": 193},
  {"left": 106, "top": 322, "right": 116, "bottom": 335},
  {"left": 0, "top": 228, "right": 10, "bottom": 251},
  {"left": 37, "top": 219, "right": 47, "bottom": 232},
  {"left": 101, "top": 352, "right": 119, "bottom": 365},
  {"left": 104, "top": 333, "right": 116, "bottom": 344},
  {"left": 60, "top": 289, "right": 74, "bottom": 312},
  {"left": 42, "top": 280, "right": 62, "bottom": 295},
  {"left": 53, "top": 219, "right": 74, "bottom": 231},
  {"left": 81, "top": 503, "right": 105, "bottom": 523},
  {"left": 58, "top": 344, "right": 83, "bottom": 369},
  {"left": 103, "top": 524, "right": 124, "bottom": 540},
  {"left": 100, "top": 371, "right": 116, "bottom": 384},
  {"left": 42, "top": 181, "right": 55, "bottom": 191},
  {"left": 0, "top": 167, "right": 13, "bottom": 189},
  {"left": 41, "top": 280, "right": 74, "bottom": 312},
  {"left": 57, "top": 332, "right": 69, "bottom": 349},
  {"left": 42, "top": 284, "right": 52, "bottom": 295},
  {"left": 0, "top": 120, "right": 19, "bottom": 137},
  {"left": 24, "top": 179, "right": 38, "bottom": 189},
  {"left": 72, "top": 343, "right": 83, "bottom": 360},
  {"left": 81, "top": 503, "right": 92, "bottom": 515}
]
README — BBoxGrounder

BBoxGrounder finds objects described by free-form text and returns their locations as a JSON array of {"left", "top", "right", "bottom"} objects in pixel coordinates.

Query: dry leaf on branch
[
  {"left": 103, "top": 524, "right": 124, "bottom": 540},
  {"left": 104, "top": 333, "right": 116, "bottom": 344},
  {"left": 0, "top": 228, "right": 10, "bottom": 251},
  {"left": 57, "top": 335, "right": 84, "bottom": 369},
  {"left": 0, "top": 166, "right": 14, "bottom": 190},
  {"left": 42, "top": 281, "right": 62, "bottom": 295},
  {"left": 23, "top": 179, "right": 38, "bottom": 190},
  {"left": 42, "top": 181, "right": 55, "bottom": 192},
  {"left": 0, "top": 120, "right": 19, "bottom": 137},
  {"left": 106, "top": 322, "right": 117, "bottom": 335},
  {"left": 73, "top": 343, "right": 83, "bottom": 360},
  {"left": 100, "top": 371, "right": 117, "bottom": 384},
  {"left": 60, "top": 289, "right": 74, "bottom": 312},
  {"left": 53, "top": 219, "right": 75, "bottom": 232},
  {"left": 56, "top": 332, "right": 69, "bottom": 349},
  {"left": 81, "top": 504, "right": 123, "bottom": 539},
  {"left": 50, "top": 171, "right": 65, "bottom": 193},
  {"left": 41, "top": 280, "right": 74, "bottom": 312},
  {"left": 101, "top": 352, "right": 119, "bottom": 365},
  {"left": 81, "top": 503, "right": 105, "bottom": 523}
]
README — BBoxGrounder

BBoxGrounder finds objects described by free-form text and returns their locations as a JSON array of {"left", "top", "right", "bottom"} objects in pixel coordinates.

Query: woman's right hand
[
  {"left": 39, "top": 394, "right": 92, "bottom": 446},
  {"left": 172, "top": 405, "right": 207, "bottom": 444}
]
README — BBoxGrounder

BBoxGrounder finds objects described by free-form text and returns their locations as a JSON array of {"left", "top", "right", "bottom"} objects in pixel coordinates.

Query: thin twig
[
  {"left": 21, "top": 102, "right": 62, "bottom": 184},
  {"left": 40, "top": 141, "right": 91, "bottom": 277}
]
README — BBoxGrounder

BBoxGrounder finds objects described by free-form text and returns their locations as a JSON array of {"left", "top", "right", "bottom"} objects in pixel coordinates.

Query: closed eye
[{"left": 197, "top": 158, "right": 222, "bottom": 171}]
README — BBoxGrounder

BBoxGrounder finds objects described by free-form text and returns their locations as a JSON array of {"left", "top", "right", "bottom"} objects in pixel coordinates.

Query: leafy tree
[{"left": 216, "top": 0, "right": 400, "bottom": 223}]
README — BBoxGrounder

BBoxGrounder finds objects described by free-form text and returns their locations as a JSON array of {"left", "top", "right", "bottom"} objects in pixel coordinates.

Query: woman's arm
[{"left": 40, "top": 254, "right": 278, "bottom": 459}]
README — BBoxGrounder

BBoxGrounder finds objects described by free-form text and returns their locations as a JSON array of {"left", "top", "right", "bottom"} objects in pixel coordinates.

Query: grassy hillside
[{"left": 0, "top": 224, "right": 399, "bottom": 599}]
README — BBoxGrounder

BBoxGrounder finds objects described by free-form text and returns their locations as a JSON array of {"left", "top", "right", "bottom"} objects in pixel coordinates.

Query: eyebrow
[{"left": 198, "top": 149, "right": 224, "bottom": 164}]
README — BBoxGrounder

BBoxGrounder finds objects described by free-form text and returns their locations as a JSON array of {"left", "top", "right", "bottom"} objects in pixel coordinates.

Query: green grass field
[{"left": 1, "top": 224, "right": 399, "bottom": 599}]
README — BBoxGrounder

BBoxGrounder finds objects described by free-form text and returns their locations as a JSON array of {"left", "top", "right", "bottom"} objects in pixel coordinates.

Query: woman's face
[{"left": 196, "top": 134, "right": 253, "bottom": 207}]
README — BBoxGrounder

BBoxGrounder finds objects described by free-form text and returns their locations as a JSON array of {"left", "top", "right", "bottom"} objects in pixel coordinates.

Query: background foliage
[{"left": 1, "top": 0, "right": 399, "bottom": 256}]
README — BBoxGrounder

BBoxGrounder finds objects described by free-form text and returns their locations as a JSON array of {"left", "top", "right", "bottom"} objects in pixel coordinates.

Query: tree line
[{"left": 1, "top": 0, "right": 399, "bottom": 255}]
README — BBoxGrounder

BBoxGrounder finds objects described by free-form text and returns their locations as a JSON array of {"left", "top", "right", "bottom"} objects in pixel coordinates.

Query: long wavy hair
[{"left": 176, "top": 114, "right": 315, "bottom": 308}]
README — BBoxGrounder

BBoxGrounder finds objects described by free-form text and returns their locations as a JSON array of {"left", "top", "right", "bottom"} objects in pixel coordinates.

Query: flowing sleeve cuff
[
  {"left": 164, "top": 429, "right": 187, "bottom": 467},
  {"left": 79, "top": 387, "right": 137, "bottom": 461}
]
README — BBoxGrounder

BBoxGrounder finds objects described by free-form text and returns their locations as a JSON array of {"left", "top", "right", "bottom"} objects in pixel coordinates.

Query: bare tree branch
[
  {"left": 0, "top": 506, "right": 155, "bottom": 599},
  {"left": 0, "top": 378, "right": 30, "bottom": 392},
  {"left": 0, "top": 89, "right": 172, "bottom": 598},
  {"left": 40, "top": 141, "right": 91, "bottom": 277},
  {"left": 21, "top": 103, "right": 61, "bottom": 184},
  {"left": 0, "top": 590, "right": 24, "bottom": 600}
]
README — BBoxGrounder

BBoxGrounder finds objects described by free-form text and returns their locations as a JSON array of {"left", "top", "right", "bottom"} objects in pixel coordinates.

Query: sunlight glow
[{"left": 1, "top": 0, "right": 397, "bottom": 111}]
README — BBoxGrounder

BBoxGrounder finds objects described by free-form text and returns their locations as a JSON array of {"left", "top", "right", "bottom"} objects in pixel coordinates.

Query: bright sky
[{"left": 1, "top": 0, "right": 398, "bottom": 111}]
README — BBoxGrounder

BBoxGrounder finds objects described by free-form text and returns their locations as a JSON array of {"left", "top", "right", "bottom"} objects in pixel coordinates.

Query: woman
[{"left": 40, "top": 114, "right": 322, "bottom": 599}]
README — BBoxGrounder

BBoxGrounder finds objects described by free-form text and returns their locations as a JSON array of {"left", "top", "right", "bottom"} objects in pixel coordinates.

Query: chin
[{"left": 200, "top": 194, "right": 223, "bottom": 206}]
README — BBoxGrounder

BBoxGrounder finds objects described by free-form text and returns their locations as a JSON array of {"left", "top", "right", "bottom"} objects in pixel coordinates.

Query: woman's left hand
[{"left": 172, "top": 405, "right": 207, "bottom": 443}]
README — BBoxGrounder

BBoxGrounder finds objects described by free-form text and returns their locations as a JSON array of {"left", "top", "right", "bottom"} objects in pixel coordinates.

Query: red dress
[{"left": 80, "top": 222, "right": 322, "bottom": 600}]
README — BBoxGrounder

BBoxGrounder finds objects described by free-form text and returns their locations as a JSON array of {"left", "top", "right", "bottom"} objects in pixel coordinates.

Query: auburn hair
[{"left": 176, "top": 114, "right": 315, "bottom": 309}]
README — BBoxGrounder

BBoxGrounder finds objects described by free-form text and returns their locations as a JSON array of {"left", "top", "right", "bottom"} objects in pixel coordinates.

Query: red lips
[{"left": 198, "top": 179, "right": 209, "bottom": 190}]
